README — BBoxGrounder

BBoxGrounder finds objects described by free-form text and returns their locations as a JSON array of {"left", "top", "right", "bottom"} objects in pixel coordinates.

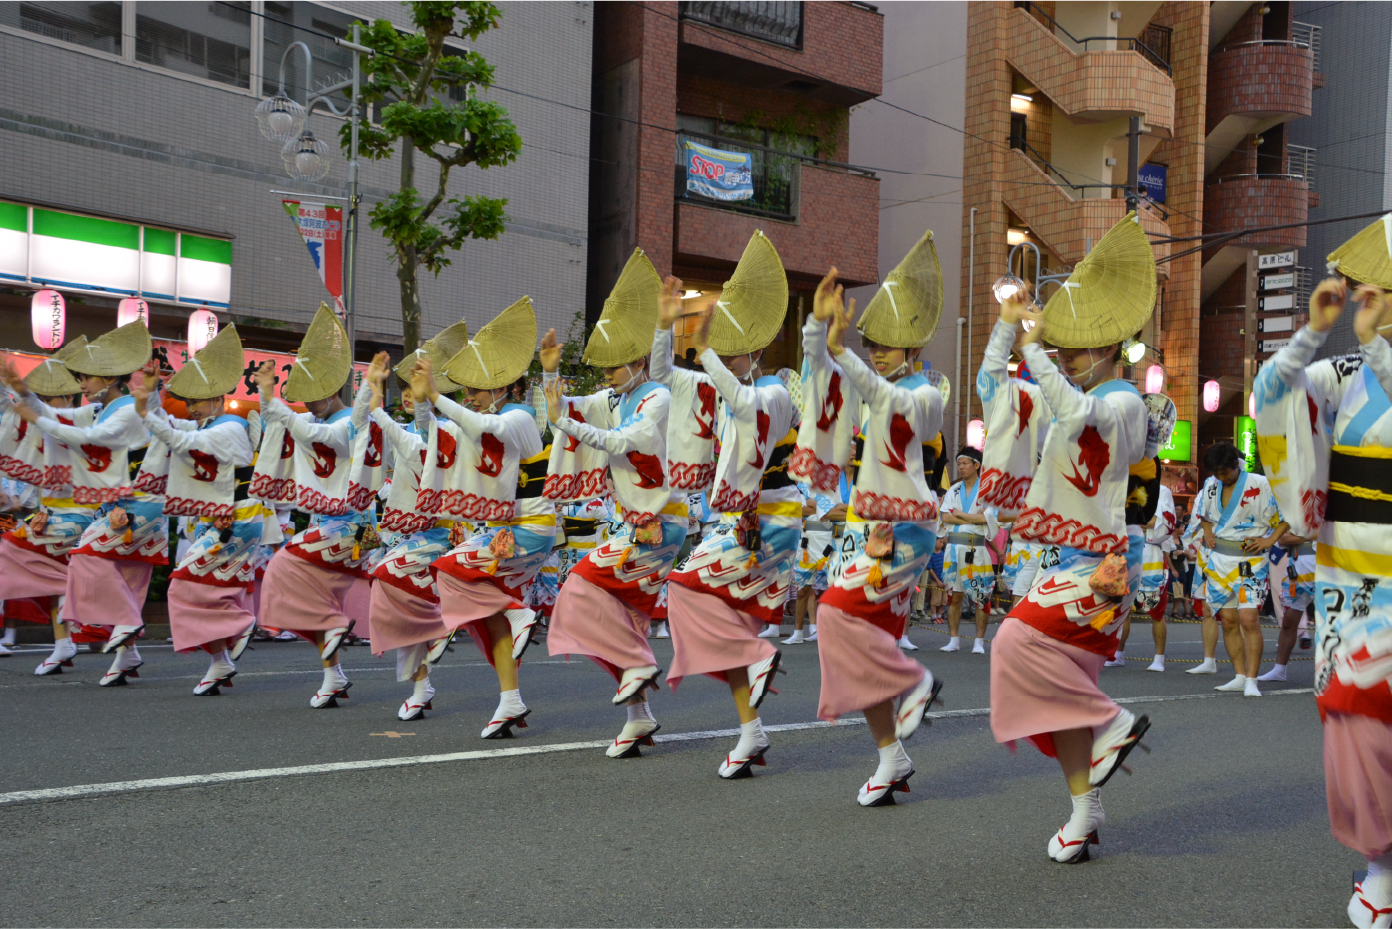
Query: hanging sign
[
  {"left": 282, "top": 200, "right": 345, "bottom": 318},
  {"left": 684, "top": 141, "right": 754, "bottom": 202},
  {"left": 1258, "top": 251, "right": 1296, "bottom": 270},
  {"left": 1137, "top": 163, "right": 1167, "bottom": 203}
]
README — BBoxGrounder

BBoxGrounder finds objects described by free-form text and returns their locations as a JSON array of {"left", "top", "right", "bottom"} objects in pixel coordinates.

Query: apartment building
[
  {"left": 959, "top": 1, "right": 1317, "bottom": 468},
  {"left": 0, "top": 1, "right": 592, "bottom": 358},
  {"left": 586, "top": 1, "right": 882, "bottom": 375}
]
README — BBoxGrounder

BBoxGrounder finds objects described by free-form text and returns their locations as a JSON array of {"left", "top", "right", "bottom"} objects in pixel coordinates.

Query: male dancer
[
  {"left": 939, "top": 447, "right": 995, "bottom": 653},
  {"left": 1257, "top": 530, "right": 1316, "bottom": 682}
]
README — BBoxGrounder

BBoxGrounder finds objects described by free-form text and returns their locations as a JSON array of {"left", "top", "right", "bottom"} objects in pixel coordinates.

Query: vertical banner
[
  {"left": 282, "top": 200, "right": 345, "bottom": 318},
  {"left": 684, "top": 141, "right": 754, "bottom": 202}
]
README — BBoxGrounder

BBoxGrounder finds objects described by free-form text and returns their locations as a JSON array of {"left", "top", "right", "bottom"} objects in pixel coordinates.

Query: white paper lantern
[
  {"left": 118, "top": 297, "right": 150, "bottom": 328},
  {"left": 966, "top": 418, "right": 985, "bottom": 450},
  {"left": 1248, "top": 391, "right": 1256, "bottom": 419},
  {"left": 30, "top": 289, "right": 65, "bottom": 350},
  {"left": 1145, "top": 364, "right": 1165, "bottom": 395},
  {"left": 1203, "top": 379, "right": 1221, "bottom": 413},
  {"left": 188, "top": 308, "right": 218, "bottom": 354}
]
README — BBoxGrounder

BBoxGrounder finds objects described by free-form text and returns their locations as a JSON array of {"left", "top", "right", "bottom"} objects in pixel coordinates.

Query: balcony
[
  {"left": 1203, "top": 175, "right": 1308, "bottom": 250},
  {"left": 999, "top": 149, "right": 1171, "bottom": 274},
  {"left": 678, "top": 0, "right": 881, "bottom": 105},
  {"left": 675, "top": 161, "right": 878, "bottom": 286},
  {"left": 1207, "top": 42, "right": 1313, "bottom": 130},
  {"left": 1006, "top": 4, "right": 1174, "bottom": 134}
]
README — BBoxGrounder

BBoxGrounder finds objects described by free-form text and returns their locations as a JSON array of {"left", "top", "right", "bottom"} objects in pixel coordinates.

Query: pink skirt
[
  {"left": 258, "top": 548, "right": 359, "bottom": 634},
  {"left": 62, "top": 555, "right": 152, "bottom": 628},
  {"left": 990, "top": 617, "right": 1115, "bottom": 757},
  {"left": 1324, "top": 711, "right": 1392, "bottom": 859},
  {"left": 166, "top": 579, "right": 255, "bottom": 653},
  {"left": 437, "top": 571, "right": 517, "bottom": 669},
  {"left": 547, "top": 574, "right": 656, "bottom": 682},
  {"left": 666, "top": 583, "right": 775, "bottom": 691},
  {"left": 816, "top": 603, "right": 925, "bottom": 721},
  {"left": 0, "top": 539, "right": 68, "bottom": 600},
  {"left": 345, "top": 577, "right": 372, "bottom": 625},
  {"left": 369, "top": 580, "right": 447, "bottom": 656}
]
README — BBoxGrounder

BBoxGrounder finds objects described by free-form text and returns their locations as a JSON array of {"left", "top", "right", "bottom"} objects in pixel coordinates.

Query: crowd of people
[{"left": 2, "top": 214, "right": 1389, "bottom": 927}]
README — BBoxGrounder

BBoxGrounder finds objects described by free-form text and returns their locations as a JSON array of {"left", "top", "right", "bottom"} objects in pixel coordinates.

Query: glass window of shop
[
  {"left": 0, "top": 2, "right": 122, "bottom": 55},
  {"left": 135, "top": 1, "right": 252, "bottom": 88},
  {"left": 262, "top": 1, "right": 357, "bottom": 102}
]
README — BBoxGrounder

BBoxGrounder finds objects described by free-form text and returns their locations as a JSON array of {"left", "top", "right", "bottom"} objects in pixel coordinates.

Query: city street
[{"left": 0, "top": 619, "right": 1349, "bottom": 927}]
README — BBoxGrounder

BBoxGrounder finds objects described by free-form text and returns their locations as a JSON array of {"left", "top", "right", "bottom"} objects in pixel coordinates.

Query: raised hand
[
  {"left": 130, "top": 362, "right": 157, "bottom": 416},
  {"left": 658, "top": 276, "right": 685, "bottom": 330},
  {"left": 1019, "top": 307, "right": 1046, "bottom": 346},
  {"left": 364, "top": 351, "right": 391, "bottom": 388},
  {"left": 1352, "top": 284, "right": 1391, "bottom": 346},
  {"left": 1309, "top": 277, "right": 1348, "bottom": 333},
  {"left": 999, "top": 290, "right": 1030, "bottom": 326},
  {"left": 253, "top": 359, "right": 277, "bottom": 395},
  {"left": 692, "top": 303, "right": 714, "bottom": 355},
  {"left": 543, "top": 375, "right": 565, "bottom": 425},
  {"left": 0, "top": 357, "right": 26, "bottom": 393},
  {"left": 813, "top": 267, "right": 843, "bottom": 323},
  {"left": 410, "top": 355, "right": 438, "bottom": 405},
  {"left": 539, "top": 328, "right": 562, "bottom": 373},
  {"left": 827, "top": 297, "right": 858, "bottom": 357}
]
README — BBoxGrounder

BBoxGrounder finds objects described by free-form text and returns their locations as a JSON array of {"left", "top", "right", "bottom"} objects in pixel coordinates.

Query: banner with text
[
  {"left": 282, "top": 200, "right": 345, "bottom": 318},
  {"left": 684, "top": 141, "right": 754, "bottom": 202}
]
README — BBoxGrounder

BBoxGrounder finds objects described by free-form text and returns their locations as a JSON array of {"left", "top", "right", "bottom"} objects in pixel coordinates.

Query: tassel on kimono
[
  {"left": 1089, "top": 607, "right": 1117, "bottom": 632},
  {"left": 867, "top": 561, "right": 884, "bottom": 587}
]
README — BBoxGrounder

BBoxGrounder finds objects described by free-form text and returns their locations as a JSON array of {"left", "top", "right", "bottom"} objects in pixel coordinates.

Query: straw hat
[
  {"left": 168, "top": 324, "right": 244, "bottom": 400},
  {"left": 25, "top": 335, "right": 87, "bottom": 397},
  {"left": 283, "top": 303, "right": 352, "bottom": 403},
  {"left": 1326, "top": 213, "right": 1392, "bottom": 290},
  {"left": 443, "top": 296, "right": 537, "bottom": 390},
  {"left": 1041, "top": 212, "right": 1156, "bottom": 349},
  {"left": 857, "top": 229, "right": 943, "bottom": 349},
  {"left": 396, "top": 319, "right": 469, "bottom": 393},
  {"left": 584, "top": 248, "right": 662, "bottom": 367},
  {"left": 64, "top": 321, "right": 152, "bottom": 377},
  {"left": 708, "top": 230, "right": 789, "bottom": 355}
]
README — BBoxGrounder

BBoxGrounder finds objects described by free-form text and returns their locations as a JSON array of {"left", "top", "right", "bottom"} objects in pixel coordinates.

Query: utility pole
[{"left": 1126, "top": 116, "right": 1141, "bottom": 210}]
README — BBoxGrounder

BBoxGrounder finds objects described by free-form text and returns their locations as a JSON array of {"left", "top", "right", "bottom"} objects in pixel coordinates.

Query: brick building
[
  {"left": 586, "top": 1, "right": 883, "bottom": 374},
  {"left": 958, "top": 1, "right": 1316, "bottom": 478}
]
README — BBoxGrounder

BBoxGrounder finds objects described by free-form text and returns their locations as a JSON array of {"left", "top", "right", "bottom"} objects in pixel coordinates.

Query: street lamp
[{"left": 254, "top": 28, "right": 372, "bottom": 382}]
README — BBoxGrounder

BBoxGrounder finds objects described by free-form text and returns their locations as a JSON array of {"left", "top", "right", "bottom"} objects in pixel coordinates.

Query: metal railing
[
  {"left": 1288, "top": 145, "right": 1316, "bottom": 188},
  {"left": 679, "top": 2, "right": 803, "bottom": 49},
  {"left": 1013, "top": 1, "right": 1171, "bottom": 75},
  {"left": 1013, "top": 140, "right": 1169, "bottom": 219},
  {"left": 1208, "top": 173, "right": 1309, "bottom": 184},
  {"left": 675, "top": 131, "right": 801, "bottom": 220},
  {"left": 1215, "top": 39, "right": 1313, "bottom": 52},
  {"left": 1293, "top": 21, "right": 1322, "bottom": 72}
]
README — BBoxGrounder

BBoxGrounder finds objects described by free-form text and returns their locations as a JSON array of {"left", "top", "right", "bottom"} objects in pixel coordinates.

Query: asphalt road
[{"left": 0, "top": 618, "right": 1354, "bottom": 928}]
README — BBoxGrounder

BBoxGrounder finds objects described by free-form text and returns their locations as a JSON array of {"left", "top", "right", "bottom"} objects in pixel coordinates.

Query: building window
[
  {"left": 1009, "top": 113, "right": 1027, "bottom": 151},
  {"left": 675, "top": 115, "right": 817, "bottom": 219},
  {"left": 0, "top": 2, "right": 122, "bottom": 55},
  {"left": 135, "top": 2, "right": 252, "bottom": 88},
  {"left": 262, "top": 1, "right": 358, "bottom": 100}
]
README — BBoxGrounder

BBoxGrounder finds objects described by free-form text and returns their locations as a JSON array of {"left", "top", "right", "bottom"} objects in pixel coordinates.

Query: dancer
[
  {"left": 656, "top": 230, "right": 799, "bottom": 778},
  {"left": 792, "top": 232, "right": 946, "bottom": 805},
  {"left": 135, "top": 326, "right": 261, "bottom": 695},
  {"left": 1257, "top": 531, "right": 1316, "bottom": 682},
  {"left": 978, "top": 214, "right": 1157, "bottom": 863},
  {"left": 417, "top": 297, "right": 555, "bottom": 738},
  {"left": 1191, "top": 441, "right": 1287, "bottom": 696},
  {"left": 5, "top": 322, "right": 162, "bottom": 687},
  {"left": 253, "top": 304, "right": 378, "bottom": 708},
  {"left": 786, "top": 482, "right": 838, "bottom": 645},
  {"left": 0, "top": 343, "right": 98, "bottom": 673},
  {"left": 542, "top": 247, "right": 686, "bottom": 758},
  {"left": 1252, "top": 241, "right": 1392, "bottom": 926},
  {"left": 362, "top": 321, "right": 469, "bottom": 720},
  {"left": 939, "top": 446, "right": 996, "bottom": 653}
]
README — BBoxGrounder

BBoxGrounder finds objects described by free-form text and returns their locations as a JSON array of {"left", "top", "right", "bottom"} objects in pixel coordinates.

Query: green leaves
[{"left": 367, "top": 190, "right": 508, "bottom": 275}]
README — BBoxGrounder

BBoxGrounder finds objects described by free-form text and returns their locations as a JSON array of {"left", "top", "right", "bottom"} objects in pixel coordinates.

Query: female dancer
[
  {"left": 792, "top": 236, "right": 946, "bottom": 805},
  {"left": 416, "top": 297, "right": 555, "bottom": 738},
  {"left": 254, "top": 304, "right": 378, "bottom": 708},
  {"left": 1252, "top": 241, "right": 1392, "bottom": 926},
  {"left": 656, "top": 231, "right": 801, "bottom": 778},
  {"left": 543, "top": 248, "right": 687, "bottom": 758},
  {"left": 135, "top": 326, "right": 260, "bottom": 694}
]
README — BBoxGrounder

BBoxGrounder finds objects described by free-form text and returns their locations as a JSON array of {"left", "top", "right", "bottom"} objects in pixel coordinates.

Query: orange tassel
[
  {"left": 352, "top": 542, "right": 361, "bottom": 561},
  {"left": 745, "top": 553, "right": 759, "bottom": 570},
  {"left": 487, "top": 560, "right": 499, "bottom": 576},
  {"left": 14, "top": 526, "right": 26, "bottom": 540},
  {"left": 618, "top": 546, "right": 634, "bottom": 567},
  {"left": 1090, "top": 607, "right": 1116, "bottom": 632},
  {"left": 122, "top": 529, "right": 133, "bottom": 544},
  {"left": 867, "top": 562, "right": 884, "bottom": 587}
]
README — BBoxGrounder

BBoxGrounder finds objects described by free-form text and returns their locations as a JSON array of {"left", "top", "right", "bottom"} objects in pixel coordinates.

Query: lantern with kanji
[
  {"left": 118, "top": 297, "right": 150, "bottom": 328},
  {"left": 1203, "top": 379, "right": 1221, "bottom": 413},
  {"left": 1145, "top": 364, "right": 1165, "bottom": 395},
  {"left": 188, "top": 308, "right": 218, "bottom": 354},
  {"left": 30, "top": 289, "right": 65, "bottom": 350}
]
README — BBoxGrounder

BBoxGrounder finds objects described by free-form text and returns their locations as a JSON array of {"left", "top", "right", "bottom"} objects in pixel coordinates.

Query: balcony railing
[
  {"left": 676, "top": 131, "right": 802, "bottom": 220},
  {"left": 1292, "top": 21, "right": 1322, "bottom": 72},
  {"left": 678, "top": 2, "right": 804, "bottom": 49},
  {"left": 1289, "top": 145, "right": 1316, "bottom": 188},
  {"left": 1013, "top": 1, "right": 1171, "bottom": 75}
]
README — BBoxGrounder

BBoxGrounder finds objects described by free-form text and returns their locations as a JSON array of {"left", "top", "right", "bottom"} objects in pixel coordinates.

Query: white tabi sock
[
  {"left": 1, "top": 627, "right": 14, "bottom": 646},
  {"left": 497, "top": 688, "right": 526, "bottom": 717},
  {"left": 626, "top": 700, "right": 655, "bottom": 724},
  {"left": 874, "top": 739, "right": 913, "bottom": 783},
  {"left": 323, "top": 664, "right": 348, "bottom": 691},
  {"left": 1257, "top": 662, "right": 1287, "bottom": 682},
  {"left": 808, "top": 624, "right": 816, "bottom": 635},
  {"left": 413, "top": 675, "right": 432, "bottom": 701},
  {"left": 1065, "top": 788, "right": 1105, "bottom": 838},
  {"left": 733, "top": 717, "right": 766, "bottom": 759}
]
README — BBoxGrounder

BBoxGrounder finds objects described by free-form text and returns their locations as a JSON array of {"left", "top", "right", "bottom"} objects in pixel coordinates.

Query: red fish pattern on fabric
[
  {"left": 476, "top": 432, "right": 505, "bottom": 478},
  {"left": 1063, "top": 425, "right": 1109, "bottom": 498}
]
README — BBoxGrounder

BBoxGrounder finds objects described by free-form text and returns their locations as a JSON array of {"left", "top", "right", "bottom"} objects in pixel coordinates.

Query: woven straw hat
[
  {"left": 1327, "top": 213, "right": 1392, "bottom": 290},
  {"left": 283, "top": 303, "right": 352, "bottom": 403},
  {"left": 64, "top": 321, "right": 152, "bottom": 377},
  {"left": 169, "top": 324, "right": 244, "bottom": 400},
  {"left": 857, "top": 229, "right": 943, "bottom": 349},
  {"left": 25, "top": 335, "right": 87, "bottom": 397},
  {"left": 1041, "top": 212, "right": 1156, "bottom": 349},
  {"left": 708, "top": 230, "right": 789, "bottom": 355},
  {"left": 443, "top": 296, "right": 537, "bottom": 390},
  {"left": 396, "top": 319, "right": 469, "bottom": 393},
  {"left": 584, "top": 248, "right": 662, "bottom": 367}
]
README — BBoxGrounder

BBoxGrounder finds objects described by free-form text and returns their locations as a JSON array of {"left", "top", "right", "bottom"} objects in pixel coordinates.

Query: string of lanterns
[{"left": 29, "top": 290, "right": 219, "bottom": 355}]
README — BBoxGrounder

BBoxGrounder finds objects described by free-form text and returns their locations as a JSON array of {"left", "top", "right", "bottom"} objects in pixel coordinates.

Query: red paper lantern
[{"left": 30, "top": 289, "right": 65, "bottom": 350}]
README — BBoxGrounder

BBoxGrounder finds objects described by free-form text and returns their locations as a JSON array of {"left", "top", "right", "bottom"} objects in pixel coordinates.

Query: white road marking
[{"left": 0, "top": 689, "right": 1313, "bottom": 808}]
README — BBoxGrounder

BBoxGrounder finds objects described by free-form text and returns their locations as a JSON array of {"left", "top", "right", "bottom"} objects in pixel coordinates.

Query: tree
[{"left": 347, "top": 1, "right": 521, "bottom": 354}]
